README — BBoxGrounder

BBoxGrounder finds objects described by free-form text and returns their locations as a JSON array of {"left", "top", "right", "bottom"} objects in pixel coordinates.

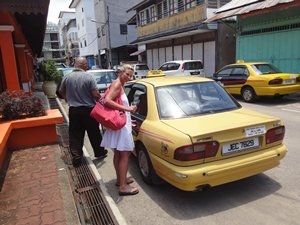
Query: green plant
[
  {"left": 0, "top": 91, "right": 46, "bottom": 121},
  {"left": 40, "top": 60, "right": 60, "bottom": 82}
]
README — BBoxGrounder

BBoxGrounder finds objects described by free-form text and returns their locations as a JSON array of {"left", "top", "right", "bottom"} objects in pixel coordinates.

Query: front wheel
[{"left": 241, "top": 87, "right": 257, "bottom": 102}]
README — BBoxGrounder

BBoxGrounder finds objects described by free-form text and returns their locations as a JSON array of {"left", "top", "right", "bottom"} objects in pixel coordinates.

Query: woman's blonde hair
[{"left": 121, "top": 64, "right": 133, "bottom": 71}]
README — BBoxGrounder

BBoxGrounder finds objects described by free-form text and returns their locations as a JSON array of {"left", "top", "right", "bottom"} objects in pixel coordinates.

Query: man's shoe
[{"left": 94, "top": 149, "right": 108, "bottom": 159}]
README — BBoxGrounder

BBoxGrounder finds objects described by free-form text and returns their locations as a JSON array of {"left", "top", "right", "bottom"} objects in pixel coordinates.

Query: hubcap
[
  {"left": 138, "top": 151, "right": 149, "bottom": 177},
  {"left": 243, "top": 90, "right": 252, "bottom": 101}
]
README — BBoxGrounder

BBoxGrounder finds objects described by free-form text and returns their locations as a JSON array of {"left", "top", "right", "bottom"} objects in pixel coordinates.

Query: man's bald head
[{"left": 74, "top": 57, "right": 88, "bottom": 71}]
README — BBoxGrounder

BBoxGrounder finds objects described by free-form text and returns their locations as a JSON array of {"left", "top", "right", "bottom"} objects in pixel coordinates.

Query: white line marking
[{"left": 282, "top": 108, "right": 300, "bottom": 113}]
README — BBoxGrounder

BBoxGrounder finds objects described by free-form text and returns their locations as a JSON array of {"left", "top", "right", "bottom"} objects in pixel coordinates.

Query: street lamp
[{"left": 90, "top": 11, "right": 112, "bottom": 68}]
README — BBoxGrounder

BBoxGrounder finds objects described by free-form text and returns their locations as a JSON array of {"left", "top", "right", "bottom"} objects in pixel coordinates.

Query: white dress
[{"left": 100, "top": 93, "right": 134, "bottom": 151}]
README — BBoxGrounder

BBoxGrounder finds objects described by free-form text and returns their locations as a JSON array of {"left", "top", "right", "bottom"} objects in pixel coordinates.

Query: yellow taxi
[
  {"left": 213, "top": 60, "right": 300, "bottom": 102},
  {"left": 124, "top": 76, "right": 287, "bottom": 191}
]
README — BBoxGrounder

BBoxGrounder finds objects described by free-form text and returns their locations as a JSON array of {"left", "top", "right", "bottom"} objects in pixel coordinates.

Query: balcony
[{"left": 137, "top": 4, "right": 207, "bottom": 38}]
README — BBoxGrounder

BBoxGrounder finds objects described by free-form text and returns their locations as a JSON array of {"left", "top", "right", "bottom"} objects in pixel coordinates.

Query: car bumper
[
  {"left": 256, "top": 84, "right": 300, "bottom": 96},
  {"left": 150, "top": 144, "right": 287, "bottom": 191}
]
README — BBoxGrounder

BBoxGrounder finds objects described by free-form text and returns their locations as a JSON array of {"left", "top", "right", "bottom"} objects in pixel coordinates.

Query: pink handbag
[{"left": 90, "top": 88, "right": 126, "bottom": 130}]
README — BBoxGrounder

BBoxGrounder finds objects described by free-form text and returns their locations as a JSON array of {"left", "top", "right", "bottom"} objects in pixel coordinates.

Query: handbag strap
[{"left": 101, "top": 86, "right": 123, "bottom": 105}]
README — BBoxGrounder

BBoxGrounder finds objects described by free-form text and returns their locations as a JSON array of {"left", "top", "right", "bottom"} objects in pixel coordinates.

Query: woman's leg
[
  {"left": 118, "top": 151, "right": 135, "bottom": 192},
  {"left": 113, "top": 149, "right": 120, "bottom": 182}
]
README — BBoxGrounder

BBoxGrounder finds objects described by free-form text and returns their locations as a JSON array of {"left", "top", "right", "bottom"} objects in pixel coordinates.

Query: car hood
[{"left": 161, "top": 108, "right": 278, "bottom": 138}]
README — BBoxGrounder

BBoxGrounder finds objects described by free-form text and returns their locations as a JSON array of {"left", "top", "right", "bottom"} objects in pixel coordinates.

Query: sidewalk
[{"left": 0, "top": 144, "right": 80, "bottom": 225}]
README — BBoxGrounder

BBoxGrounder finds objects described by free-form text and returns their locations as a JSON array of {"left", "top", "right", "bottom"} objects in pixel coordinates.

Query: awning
[
  {"left": 130, "top": 49, "right": 145, "bottom": 56},
  {"left": 205, "top": 0, "right": 295, "bottom": 23}
]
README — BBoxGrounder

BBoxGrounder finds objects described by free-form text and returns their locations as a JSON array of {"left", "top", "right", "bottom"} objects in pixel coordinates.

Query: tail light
[
  {"left": 266, "top": 126, "right": 285, "bottom": 144},
  {"left": 181, "top": 63, "right": 185, "bottom": 72},
  {"left": 296, "top": 77, "right": 300, "bottom": 83},
  {"left": 269, "top": 78, "right": 283, "bottom": 85},
  {"left": 174, "top": 141, "right": 219, "bottom": 161}
]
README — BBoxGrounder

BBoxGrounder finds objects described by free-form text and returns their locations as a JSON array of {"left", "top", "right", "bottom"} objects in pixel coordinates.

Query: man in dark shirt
[{"left": 59, "top": 57, "right": 107, "bottom": 167}]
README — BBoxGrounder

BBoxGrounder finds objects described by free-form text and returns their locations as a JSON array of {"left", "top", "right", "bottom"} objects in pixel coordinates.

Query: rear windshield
[
  {"left": 184, "top": 61, "right": 203, "bottom": 70},
  {"left": 136, "top": 65, "right": 149, "bottom": 70},
  {"left": 251, "top": 64, "right": 282, "bottom": 75},
  {"left": 156, "top": 81, "right": 240, "bottom": 119}
]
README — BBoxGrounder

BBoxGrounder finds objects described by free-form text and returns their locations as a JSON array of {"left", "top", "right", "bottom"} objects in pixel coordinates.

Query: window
[
  {"left": 186, "top": 0, "right": 196, "bottom": 9},
  {"left": 178, "top": 0, "right": 184, "bottom": 12},
  {"left": 163, "top": 0, "right": 168, "bottom": 17},
  {"left": 140, "top": 11, "right": 145, "bottom": 25},
  {"left": 216, "top": 67, "right": 233, "bottom": 77},
  {"left": 97, "top": 27, "right": 101, "bottom": 37},
  {"left": 169, "top": 0, "right": 176, "bottom": 15},
  {"left": 101, "top": 25, "right": 105, "bottom": 36},
  {"left": 150, "top": 6, "right": 156, "bottom": 22},
  {"left": 157, "top": 3, "right": 163, "bottom": 19},
  {"left": 231, "top": 67, "right": 249, "bottom": 77},
  {"left": 146, "top": 9, "right": 150, "bottom": 23},
  {"left": 120, "top": 24, "right": 128, "bottom": 34},
  {"left": 84, "top": 40, "right": 87, "bottom": 47}
]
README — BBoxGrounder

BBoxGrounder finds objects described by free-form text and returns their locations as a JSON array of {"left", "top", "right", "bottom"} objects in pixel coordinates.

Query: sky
[{"left": 47, "top": 0, "right": 74, "bottom": 24}]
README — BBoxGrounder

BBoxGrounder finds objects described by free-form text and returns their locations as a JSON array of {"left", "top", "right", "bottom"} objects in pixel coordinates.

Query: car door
[{"left": 126, "top": 84, "right": 147, "bottom": 137}]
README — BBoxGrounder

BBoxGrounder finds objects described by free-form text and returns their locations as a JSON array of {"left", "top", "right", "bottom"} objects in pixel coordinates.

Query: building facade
[
  {"left": 69, "top": 0, "right": 99, "bottom": 69},
  {"left": 93, "top": 0, "right": 141, "bottom": 68},
  {"left": 40, "top": 22, "right": 65, "bottom": 63},
  {"left": 128, "top": 0, "right": 235, "bottom": 76},
  {"left": 58, "top": 11, "right": 79, "bottom": 66},
  {"left": 207, "top": 0, "right": 300, "bottom": 74}
]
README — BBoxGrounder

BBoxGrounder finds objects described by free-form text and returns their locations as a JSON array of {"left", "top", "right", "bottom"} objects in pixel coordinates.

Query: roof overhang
[
  {"left": 205, "top": 0, "right": 297, "bottom": 23},
  {"left": 127, "top": 0, "right": 152, "bottom": 12},
  {"left": 0, "top": 0, "right": 50, "bottom": 57}
]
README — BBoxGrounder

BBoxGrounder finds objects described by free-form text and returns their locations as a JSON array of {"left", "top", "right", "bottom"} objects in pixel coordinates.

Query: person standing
[
  {"left": 101, "top": 64, "right": 139, "bottom": 196},
  {"left": 59, "top": 57, "right": 107, "bottom": 167}
]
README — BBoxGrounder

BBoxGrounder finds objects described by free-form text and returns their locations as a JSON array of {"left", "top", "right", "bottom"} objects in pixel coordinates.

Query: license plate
[
  {"left": 283, "top": 79, "right": 295, "bottom": 84},
  {"left": 190, "top": 71, "right": 200, "bottom": 75},
  {"left": 222, "top": 137, "right": 260, "bottom": 155}
]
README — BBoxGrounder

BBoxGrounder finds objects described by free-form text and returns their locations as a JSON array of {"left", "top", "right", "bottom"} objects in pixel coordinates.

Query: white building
[
  {"left": 93, "top": 0, "right": 142, "bottom": 68},
  {"left": 58, "top": 11, "right": 79, "bottom": 66},
  {"left": 69, "top": 0, "right": 99, "bottom": 68}
]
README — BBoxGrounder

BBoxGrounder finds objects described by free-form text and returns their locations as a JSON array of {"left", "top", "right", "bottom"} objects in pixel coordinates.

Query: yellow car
[
  {"left": 213, "top": 60, "right": 300, "bottom": 102},
  {"left": 124, "top": 76, "right": 287, "bottom": 191}
]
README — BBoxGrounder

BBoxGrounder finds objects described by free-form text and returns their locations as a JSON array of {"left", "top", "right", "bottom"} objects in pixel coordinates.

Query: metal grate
[{"left": 49, "top": 98, "right": 119, "bottom": 225}]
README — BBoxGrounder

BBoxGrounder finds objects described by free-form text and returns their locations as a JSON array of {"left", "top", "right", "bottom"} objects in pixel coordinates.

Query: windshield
[
  {"left": 89, "top": 71, "right": 117, "bottom": 84},
  {"left": 251, "top": 64, "right": 282, "bottom": 75},
  {"left": 156, "top": 81, "right": 240, "bottom": 119}
]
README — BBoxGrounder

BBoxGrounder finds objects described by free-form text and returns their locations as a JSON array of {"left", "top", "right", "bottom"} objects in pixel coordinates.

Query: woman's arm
[{"left": 103, "top": 80, "right": 136, "bottom": 112}]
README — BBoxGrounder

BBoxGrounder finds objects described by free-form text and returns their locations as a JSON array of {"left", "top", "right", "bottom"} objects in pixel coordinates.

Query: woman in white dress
[{"left": 101, "top": 64, "right": 139, "bottom": 196}]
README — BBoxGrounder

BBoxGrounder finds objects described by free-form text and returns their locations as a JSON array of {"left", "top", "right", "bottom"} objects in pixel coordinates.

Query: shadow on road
[{"left": 126, "top": 156, "right": 282, "bottom": 220}]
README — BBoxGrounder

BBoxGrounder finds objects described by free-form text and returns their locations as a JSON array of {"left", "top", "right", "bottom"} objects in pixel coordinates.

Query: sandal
[
  {"left": 119, "top": 186, "right": 139, "bottom": 196},
  {"left": 115, "top": 177, "right": 134, "bottom": 186}
]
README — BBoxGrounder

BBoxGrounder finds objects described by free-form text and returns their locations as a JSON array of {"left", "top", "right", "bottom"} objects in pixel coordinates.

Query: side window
[
  {"left": 216, "top": 67, "right": 233, "bottom": 77},
  {"left": 231, "top": 67, "right": 248, "bottom": 77},
  {"left": 169, "top": 63, "right": 180, "bottom": 70},
  {"left": 131, "top": 89, "right": 147, "bottom": 118},
  {"left": 160, "top": 64, "right": 168, "bottom": 71}
]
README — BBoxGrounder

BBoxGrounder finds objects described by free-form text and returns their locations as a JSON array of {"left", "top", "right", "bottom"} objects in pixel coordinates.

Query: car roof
[
  {"left": 130, "top": 75, "right": 212, "bottom": 87},
  {"left": 87, "top": 69, "right": 114, "bottom": 72},
  {"left": 163, "top": 60, "right": 203, "bottom": 64},
  {"left": 229, "top": 61, "right": 270, "bottom": 67},
  {"left": 57, "top": 67, "right": 76, "bottom": 71}
]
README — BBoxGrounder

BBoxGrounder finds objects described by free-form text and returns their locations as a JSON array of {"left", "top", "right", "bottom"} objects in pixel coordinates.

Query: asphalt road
[{"left": 85, "top": 94, "right": 300, "bottom": 225}]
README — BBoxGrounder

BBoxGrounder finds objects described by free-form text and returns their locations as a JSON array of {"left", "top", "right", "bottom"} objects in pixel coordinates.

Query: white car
[
  {"left": 132, "top": 64, "right": 149, "bottom": 79},
  {"left": 158, "top": 60, "right": 205, "bottom": 77},
  {"left": 87, "top": 69, "right": 117, "bottom": 93}
]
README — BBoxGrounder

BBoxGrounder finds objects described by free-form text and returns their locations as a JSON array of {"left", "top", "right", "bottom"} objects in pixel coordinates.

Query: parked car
[
  {"left": 213, "top": 60, "right": 300, "bottom": 102},
  {"left": 158, "top": 60, "right": 204, "bottom": 77},
  {"left": 87, "top": 69, "right": 118, "bottom": 93},
  {"left": 124, "top": 76, "right": 287, "bottom": 191},
  {"left": 132, "top": 64, "right": 149, "bottom": 79},
  {"left": 56, "top": 67, "right": 77, "bottom": 98}
]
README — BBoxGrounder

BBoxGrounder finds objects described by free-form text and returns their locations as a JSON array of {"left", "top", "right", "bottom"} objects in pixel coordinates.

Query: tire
[
  {"left": 241, "top": 87, "right": 257, "bottom": 103},
  {"left": 137, "top": 145, "right": 163, "bottom": 185}
]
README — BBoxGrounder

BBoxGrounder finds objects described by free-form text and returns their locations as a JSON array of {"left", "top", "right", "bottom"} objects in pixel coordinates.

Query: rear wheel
[
  {"left": 241, "top": 87, "right": 257, "bottom": 102},
  {"left": 137, "top": 145, "right": 163, "bottom": 184}
]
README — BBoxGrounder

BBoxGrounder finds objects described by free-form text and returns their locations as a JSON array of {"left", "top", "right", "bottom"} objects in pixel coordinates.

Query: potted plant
[{"left": 40, "top": 60, "right": 61, "bottom": 98}]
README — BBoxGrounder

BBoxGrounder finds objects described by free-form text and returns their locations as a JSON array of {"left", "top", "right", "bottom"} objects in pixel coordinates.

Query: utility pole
[{"left": 106, "top": 5, "right": 112, "bottom": 69}]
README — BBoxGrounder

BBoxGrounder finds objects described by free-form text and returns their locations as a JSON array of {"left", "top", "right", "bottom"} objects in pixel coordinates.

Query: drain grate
[{"left": 50, "top": 98, "right": 119, "bottom": 225}]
